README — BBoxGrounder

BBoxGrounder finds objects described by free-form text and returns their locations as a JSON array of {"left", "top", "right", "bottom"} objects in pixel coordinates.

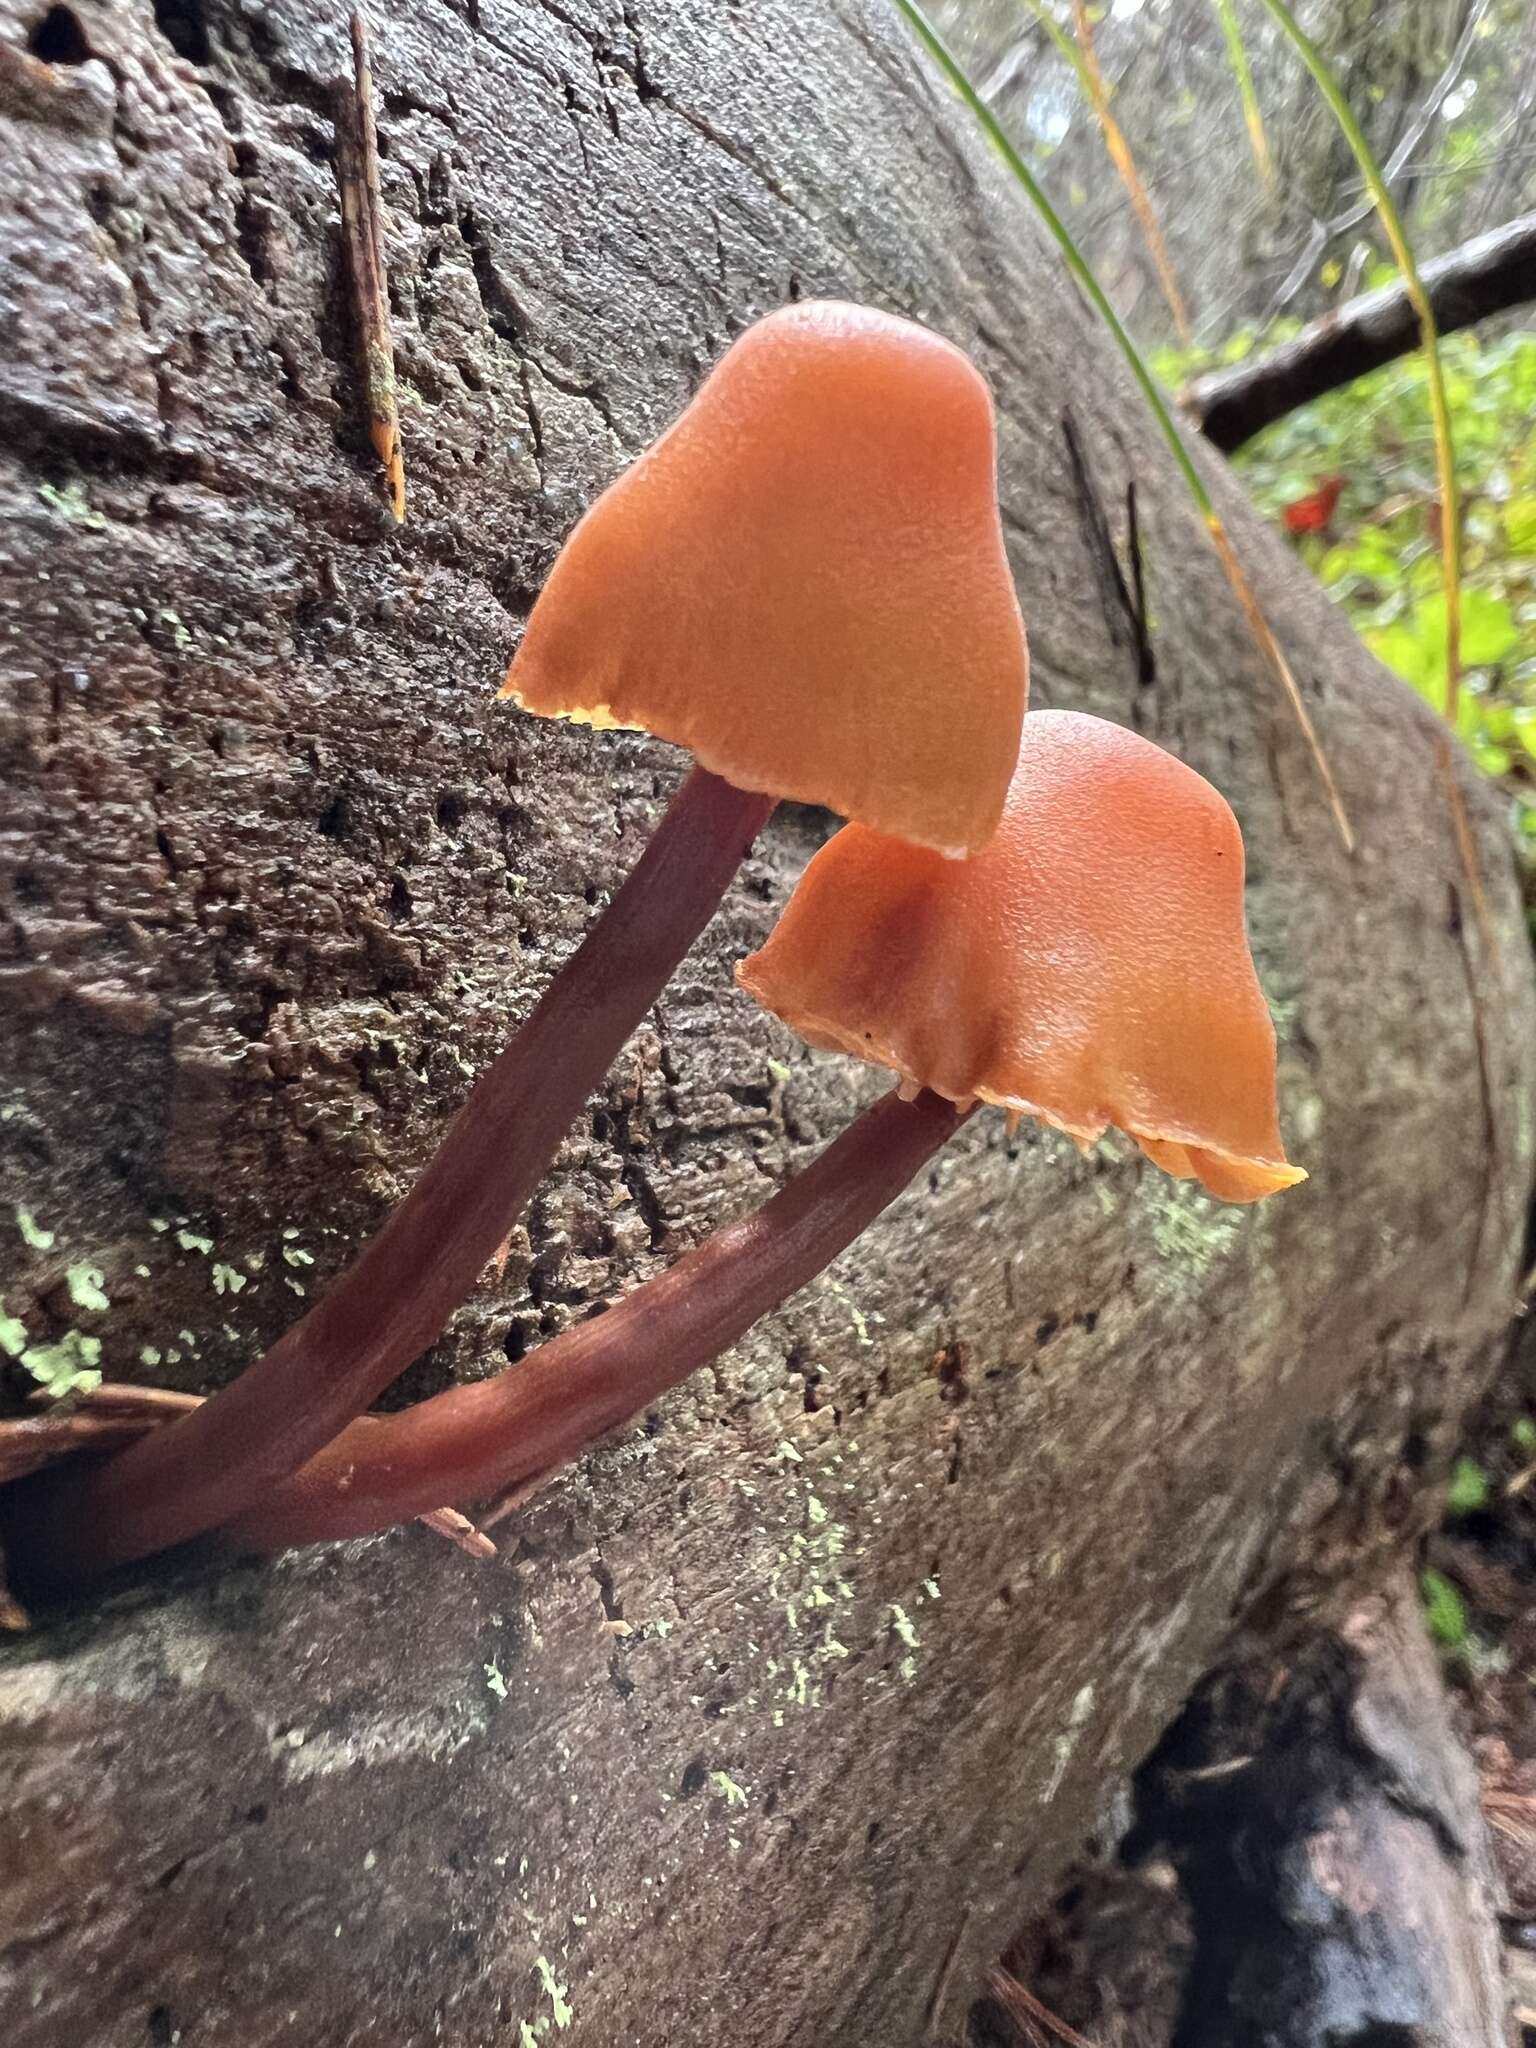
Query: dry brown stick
[
  {"left": 416, "top": 1507, "right": 499, "bottom": 1560},
  {"left": 1183, "top": 208, "right": 1536, "bottom": 453},
  {"left": 335, "top": 10, "right": 405, "bottom": 522},
  {"left": 986, "top": 1966, "right": 1099, "bottom": 2048}
]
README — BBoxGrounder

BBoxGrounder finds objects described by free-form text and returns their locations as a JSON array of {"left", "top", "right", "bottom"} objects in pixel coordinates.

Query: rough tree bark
[{"left": 0, "top": 3, "right": 1530, "bottom": 2045}]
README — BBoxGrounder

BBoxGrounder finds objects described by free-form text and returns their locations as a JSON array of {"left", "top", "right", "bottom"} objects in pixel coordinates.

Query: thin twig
[
  {"left": 987, "top": 1966, "right": 1099, "bottom": 2048},
  {"left": 335, "top": 10, "right": 405, "bottom": 522},
  {"left": 417, "top": 1507, "right": 498, "bottom": 1560}
]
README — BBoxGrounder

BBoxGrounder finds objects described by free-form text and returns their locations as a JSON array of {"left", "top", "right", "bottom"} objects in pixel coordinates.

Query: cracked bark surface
[{"left": 0, "top": 2, "right": 1531, "bottom": 2044}]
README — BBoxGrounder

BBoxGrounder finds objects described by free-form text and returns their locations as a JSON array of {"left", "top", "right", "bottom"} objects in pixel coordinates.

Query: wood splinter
[{"left": 335, "top": 9, "right": 405, "bottom": 523}]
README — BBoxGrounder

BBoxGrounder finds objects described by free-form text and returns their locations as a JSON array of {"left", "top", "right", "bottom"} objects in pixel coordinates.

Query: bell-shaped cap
[
  {"left": 500, "top": 301, "right": 1028, "bottom": 857},
  {"left": 737, "top": 711, "right": 1304, "bottom": 1204}
]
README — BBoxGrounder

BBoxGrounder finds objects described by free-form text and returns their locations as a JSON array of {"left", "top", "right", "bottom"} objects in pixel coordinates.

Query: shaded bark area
[
  {"left": 0, "top": 3, "right": 1531, "bottom": 2046},
  {"left": 972, "top": 1574, "right": 1511, "bottom": 2048},
  {"left": 1184, "top": 208, "right": 1536, "bottom": 453},
  {"left": 1146, "top": 1575, "right": 1507, "bottom": 2048}
]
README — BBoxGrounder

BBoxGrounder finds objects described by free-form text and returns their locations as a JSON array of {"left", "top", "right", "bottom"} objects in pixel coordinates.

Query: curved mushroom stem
[
  {"left": 219, "top": 1088, "right": 966, "bottom": 1554},
  {"left": 16, "top": 768, "right": 774, "bottom": 1585}
]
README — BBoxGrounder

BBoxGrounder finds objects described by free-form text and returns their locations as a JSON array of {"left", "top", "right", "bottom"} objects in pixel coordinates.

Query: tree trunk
[{"left": 0, "top": 3, "right": 1530, "bottom": 2045}]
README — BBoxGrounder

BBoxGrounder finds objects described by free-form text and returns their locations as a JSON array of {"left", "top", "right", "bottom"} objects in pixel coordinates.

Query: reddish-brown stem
[
  {"left": 16, "top": 768, "right": 774, "bottom": 1585},
  {"left": 224, "top": 1088, "right": 965, "bottom": 1553}
]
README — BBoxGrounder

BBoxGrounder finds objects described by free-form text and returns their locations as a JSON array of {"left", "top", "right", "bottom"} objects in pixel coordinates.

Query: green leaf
[
  {"left": 1445, "top": 1456, "right": 1490, "bottom": 1515},
  {"left": 1504, "top": 498, "right": 1536, "bottom": 555},
  {"left": 1420, "top": 1568, "right": 1469, "bottom": 1650}
]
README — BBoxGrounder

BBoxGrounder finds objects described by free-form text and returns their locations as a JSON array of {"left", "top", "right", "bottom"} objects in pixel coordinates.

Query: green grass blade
[
  {"left": 1018, "top": 0, "right": 1088, "bottom": 87},
  {"left": 891, "top": 0, "right": 1353, "bottom": 849},
  {"left": 1255, "top": 0, "right": 1462, "bottom": 715},
  {"left": 1213, "top": 0, "right": 1275, "bottom": 190}
]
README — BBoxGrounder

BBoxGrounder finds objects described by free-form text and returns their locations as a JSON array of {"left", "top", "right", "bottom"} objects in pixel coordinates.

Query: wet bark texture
[{"left": 0, "top": 2, "right": 1531, "bottom": 2044}]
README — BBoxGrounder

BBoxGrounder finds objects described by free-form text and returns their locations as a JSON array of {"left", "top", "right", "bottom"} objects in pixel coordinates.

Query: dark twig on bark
[
  {"left": 335, "top": 10, "right": 405, "bottom": 521},
  {"left": 1184, "top": 209, "right": 1536, "bottom": 453}
]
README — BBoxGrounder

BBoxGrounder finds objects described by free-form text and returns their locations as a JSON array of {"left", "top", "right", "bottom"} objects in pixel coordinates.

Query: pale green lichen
[
  {"left": 65, "top": 1264, "right": 110, "bottom": 1314},
  {"left": 14, "top": 1204, "right": 55, "bottom": 1253},
  {"left": 484, "top": 1659, "right": 508, "bottom": 1700},
  {"left": 211, "top": 1263, "right": 248, "bottom": 1296},
  {"left": 709, "top": 1771, "right": 748, "bottom": 1808},
  {"left": 0, "top": 1312, "right": 28, "bottom": 1358},
  {"left": 888, "top": 1604, "right": 920, "bottom": 1651},
  {"left": 37, "top": 481, "right": 107, "bottom": 530},
  {"left": 1148, "top": 1184, "right": 1241, "bottom": 1282},
  {"left": 534, "top": 1956, "right": 572, "bottom": 2030},
  {"left": 175, "top": 1229, "right": 214, "bottom": 1256},
  {"left": 21, "top": 1330, "right": 102, "bottom": 1399}
]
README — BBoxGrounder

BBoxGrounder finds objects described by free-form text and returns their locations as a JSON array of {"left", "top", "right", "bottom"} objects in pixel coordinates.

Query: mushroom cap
[
  {"left": 737, "top": 710, "right": 1304, "bottom": 1204},
  {"left": 500, "top": 301, "right": 1028, "bottom": 857}
]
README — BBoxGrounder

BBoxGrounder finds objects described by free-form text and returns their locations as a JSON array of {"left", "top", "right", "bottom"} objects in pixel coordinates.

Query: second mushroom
[{"left": 224, "top": 711, "right": 1303, "bottom": 1555}]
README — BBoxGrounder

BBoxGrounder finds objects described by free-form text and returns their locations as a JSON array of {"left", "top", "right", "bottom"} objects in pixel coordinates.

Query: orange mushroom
[
  {"left": 738, "top": 709, "right": 1304, "bottom": 1203},
  {"left": 503, "top": 298, "right": 1028, "bottom": 858},
  {"left": 212, "top": 716, "right": 1301, "bottom": 1560},
  {"left": 20, "top": 299, "right": 1027, "bottom": 1590}
]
